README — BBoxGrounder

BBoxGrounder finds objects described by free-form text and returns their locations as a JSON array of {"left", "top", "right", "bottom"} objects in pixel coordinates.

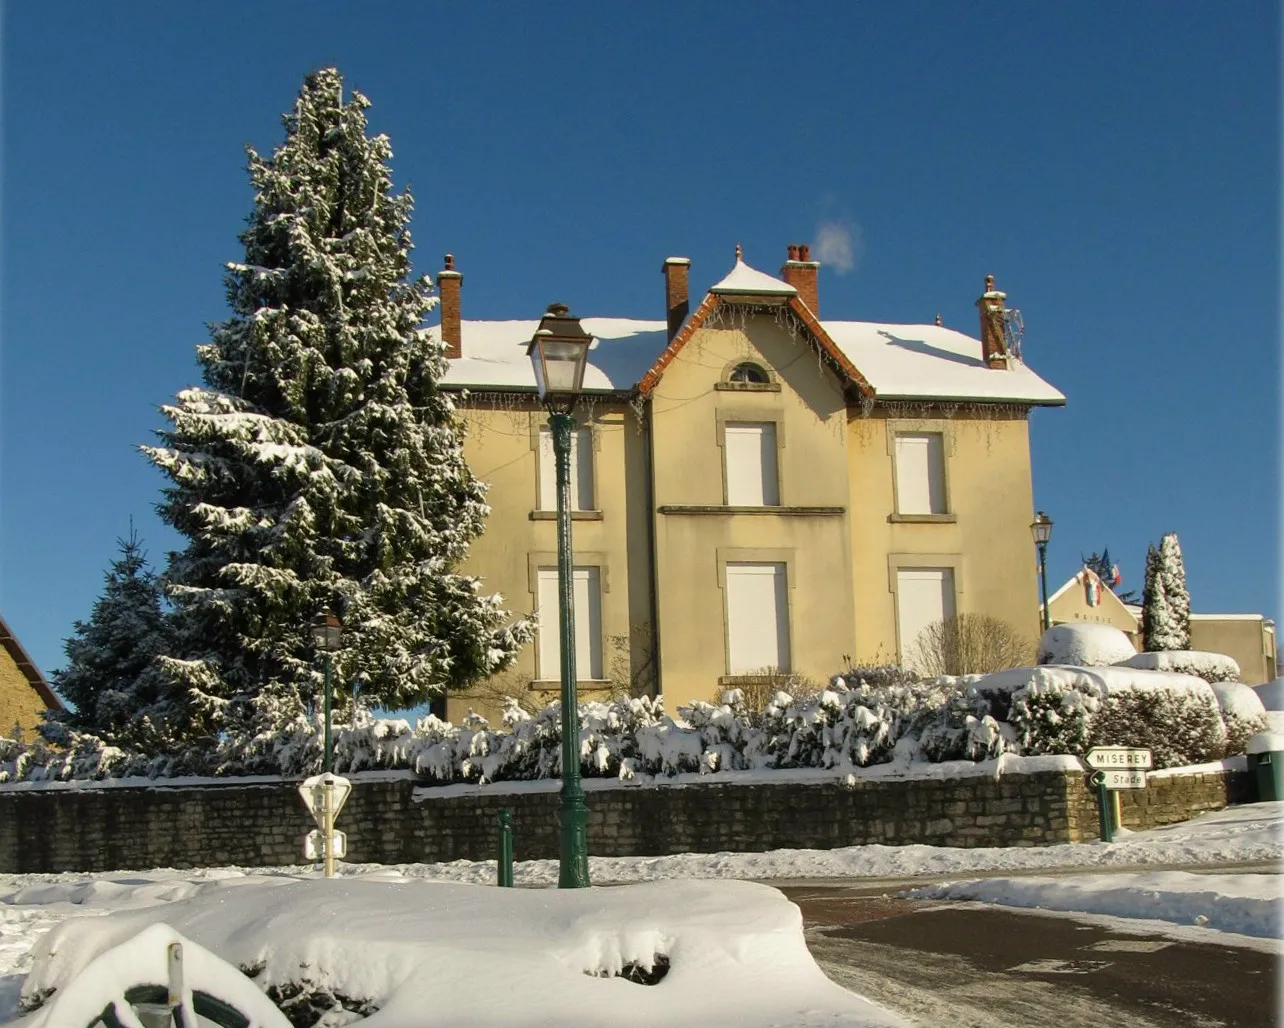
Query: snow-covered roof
[
  {"left": 436, "top": 262, "right": 1063, "bottom": 406},
  {"left": 822, "top": 321, "right": 1064, "bottom": 405},
  {"left": 708, "top": 259, "right": 798, "bottom": 297},
  {"left": 434, "top": 318, "right": 667, "bottom": 392}
]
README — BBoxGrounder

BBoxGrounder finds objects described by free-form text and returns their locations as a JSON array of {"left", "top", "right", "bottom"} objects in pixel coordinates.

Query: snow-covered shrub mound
[
  {"left": 1254, "top": 677, "right": 1284, "bottom": 710},
  {"left": 997, "top": 665, "right": 1226, "bottom": 768},
  {"left": 1036, "top": 623, "right": 1136, "bottom": 667},
  {"left": 1208, "top": 683, "right": 1269, "bottom": 754},
  {"left": 1115, "top": 650, "right": 1241, "bottom": 684}
]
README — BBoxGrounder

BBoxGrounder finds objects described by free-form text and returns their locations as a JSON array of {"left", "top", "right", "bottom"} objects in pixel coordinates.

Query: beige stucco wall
[
  {"left": 1191, "top": 618, "right": 1277, "bottom": 685},
  {"left": 446, "top": 399, "right": 654, "bottom": 722},
  {"left": 1047, "top": 579, "right": 1142, "bottom": 646},
  {"left": 648, "top": 314, "right": 856, "bottom": 706},
  {"left": 0, "top": 652, "right": 48, "bottom": 740},
  {"left": 847, "top": 408, "right": 1042, "bottom": 665}
]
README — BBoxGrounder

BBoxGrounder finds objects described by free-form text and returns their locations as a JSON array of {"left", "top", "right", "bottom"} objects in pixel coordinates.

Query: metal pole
[
  {"left": 551, "top": 410, "right": 590, "bottom": 888},
  {"left": 1038, "top": 541, "right": 1051, "bottom": 632},
  {"left": 1096, "top": 776, "right": 1114, "bottom": 843},
  {"left": 498, "top": 809, "right": 514, "bottom": 887},
  {"left": 323, "top": 653, "right": 333, "bottom": 775}
]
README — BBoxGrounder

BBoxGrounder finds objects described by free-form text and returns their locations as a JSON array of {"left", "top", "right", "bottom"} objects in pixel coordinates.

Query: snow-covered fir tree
[
  {"left": 141, "top": 68, "right": 533, "bottom": 746},
  {"left": 42, "top": 525, "right": 168, "bottom": 747},
  {"left": 1142, "top": 533, "right": 1191, "bottom": 651}
]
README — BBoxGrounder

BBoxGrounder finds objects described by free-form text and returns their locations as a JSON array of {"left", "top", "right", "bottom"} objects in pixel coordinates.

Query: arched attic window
[{"left": 729, "top": 362, "right": 769, "bottom": 384}]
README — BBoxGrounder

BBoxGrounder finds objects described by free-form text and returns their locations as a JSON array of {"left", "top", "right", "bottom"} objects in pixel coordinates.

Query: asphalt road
[{"left": 781, "top": 884, "right": 1279, "bottom": 1028}]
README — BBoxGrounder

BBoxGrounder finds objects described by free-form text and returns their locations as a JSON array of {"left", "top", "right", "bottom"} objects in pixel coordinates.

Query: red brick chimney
[
  {"left": 975, "top": 274, "right": 1009, "bottom": 369},
  {"left": 662, "top": 257, "right": 690, "bottom": 342},
  {"left": 439, "top": 253, "right": 462, "bottom": 360},
  {"left": 780, "top": 244, "right": 820, "bottom": 316}
]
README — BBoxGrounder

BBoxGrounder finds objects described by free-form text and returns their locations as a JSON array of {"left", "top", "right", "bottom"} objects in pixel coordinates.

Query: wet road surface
[{"left": 781, "top": 883, "right": 1278, "bottom": 1028}]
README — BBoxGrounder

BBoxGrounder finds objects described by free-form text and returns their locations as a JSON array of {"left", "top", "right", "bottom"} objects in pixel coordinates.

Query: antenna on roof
[{"left": 1002, "top": 308, "right": 1024, "bottom": 360}]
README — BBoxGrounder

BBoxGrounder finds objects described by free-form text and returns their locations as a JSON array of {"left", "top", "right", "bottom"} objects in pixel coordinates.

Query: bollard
[
  {"left": 1094, "top": 774, "right": 1114, "bottom": 843},
  {"left": 497, "top": 809, "right": 514, "bottom": 887}
]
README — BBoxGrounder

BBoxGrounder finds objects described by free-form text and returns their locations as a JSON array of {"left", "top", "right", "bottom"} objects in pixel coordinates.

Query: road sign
[
  {"left": 298, "top": 773, "right": 352, "bottom": 825},
  {"left": 304, "top": 829, "right": 347, "bottom": 860},
  {"left": 1084, "top": 747, "right": 1152, "bottom": 770},
  {"left": 1092, "top": 768, "right": 1147, "bottom": 790}
]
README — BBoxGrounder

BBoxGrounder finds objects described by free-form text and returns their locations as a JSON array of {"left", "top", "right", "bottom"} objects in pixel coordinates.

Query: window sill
[
  {"left": 714, "top": 381, "right": 781, "bottom": 393},
  {"left": 717, "top": 673, "right": 794, "bottom": 686},
  {"left": 887, "top": 513, "right": 956, "bottom": 523},
  {"left": 529, "top": 679, "right": 613, "bottom": 690},
  {"left": 529, "top": 510, "right": 604, "bottom": 521},
  {"left": 658, "top": 505, "right": 844, "bottom": 516}
]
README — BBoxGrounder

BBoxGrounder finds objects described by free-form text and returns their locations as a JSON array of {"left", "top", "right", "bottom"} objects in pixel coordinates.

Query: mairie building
[{"left": 431, "top": 245, "right": 1064, "bottom": 720}]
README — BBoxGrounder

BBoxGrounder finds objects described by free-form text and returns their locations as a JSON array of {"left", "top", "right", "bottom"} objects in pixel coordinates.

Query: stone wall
[{"left": 0, "top": 765, "right": 1251, "bottom": 874}]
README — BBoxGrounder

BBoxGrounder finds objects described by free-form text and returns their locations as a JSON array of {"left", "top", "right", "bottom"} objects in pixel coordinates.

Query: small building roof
[
  {"left": 708, "top": 259, "right": 798, "bottom": 297},
  {"left": 0, "top": 611, "right": 62, "bottom": 711}
]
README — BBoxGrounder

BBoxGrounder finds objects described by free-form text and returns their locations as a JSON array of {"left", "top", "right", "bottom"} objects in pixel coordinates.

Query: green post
[
  {"left": 498, "top": 809, "right": 514, "bottom": 888},
  {"left": 551, "top": 411, "right": 591, "bottom": 888},
  {"left": 322, "top": 652, "right": 333, "bottom": 775},
  {"left": 1096, "top": 775, "right": 1114, "bottom": 842},
  {"left": 1037, "top": 540, "right": 1051, "bottom": 632}
]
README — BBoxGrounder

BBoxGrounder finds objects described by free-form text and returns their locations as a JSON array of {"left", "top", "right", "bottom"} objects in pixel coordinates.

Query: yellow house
[
  {"left": 1046, "top": 568, "right": 1278, "bottom": 684},
  {"left": 0, "top": 612, "right": 62, "bottom": 740},
  {"left": 433, "top": 245, "right": 1064, "bottom": 719}
]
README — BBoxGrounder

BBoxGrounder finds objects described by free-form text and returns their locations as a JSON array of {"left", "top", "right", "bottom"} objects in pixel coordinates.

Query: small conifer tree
[
  {"left": 141, "top": 68, "right": 532, "bottom": 747},
  {"left": 42, "top": 525, "right": 168, "bottom": 746},
  {"left": 1142, "top": 533, "right": 1191, "bottom": 651}
]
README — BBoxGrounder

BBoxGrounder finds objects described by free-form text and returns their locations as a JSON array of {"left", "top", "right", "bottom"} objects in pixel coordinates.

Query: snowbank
[
  {"left": 1116, "top": 650, "right": 1241, "bottom": 683},
  {"left": 1036, "top": 623, "right": 1135, "bottom": 667},
  {"left": 907, "top": 871, "right": 1281, "bottom": 940},
  {"left": 11, "top": 878, "right": 904, "bottom": 1028},
  {"left": 1254, "top": 677, "right": 1284, "bottom": 710}
]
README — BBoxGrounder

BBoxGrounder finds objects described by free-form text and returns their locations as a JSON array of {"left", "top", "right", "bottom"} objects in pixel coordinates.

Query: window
[
  {"left": 725, "top": 562, "right": 790, "bottom": 674},
  {"left": 536, "top": 566, "right": 603, "bottom": 680},
  {"left": 894, "top": 432, "right": 946, "bottom": 514},
  {"left": 729, "top": 362, "right": 769, "bottom": 384},
  {"left": 724, "top": 422, "right": 779, "bottom": 506},
  {"left": 538, "top": 425, "right": 594, "bottom": 511},
  {"left": 896, "top": 567, "right": 956, "bottom": 664}
]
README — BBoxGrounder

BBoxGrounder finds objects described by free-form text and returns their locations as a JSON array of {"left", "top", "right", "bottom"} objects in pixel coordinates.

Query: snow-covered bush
[
  {"left": 1208, "top": 683, "right": 1269, "bottom": 754},
  {"left": 1036, "top": 623, "right": 1136, "bottom": 667},
  {"left": 999, "top": 665, "right": 1226, "bottom": 767},
  {"left": 1115, "top": 650, "right": 1240, "bottom": 684}
]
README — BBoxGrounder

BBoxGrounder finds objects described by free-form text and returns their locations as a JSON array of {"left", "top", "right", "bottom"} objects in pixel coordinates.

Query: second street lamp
[
  {"left": 310, "top": 608, "right": 343, "bottom": 774},
  {"left": 1031, "top": 512, "right": 1054, "bottom": 632},
  {"left": 526, "top": 303, "right": 593, "bottom": 889}
]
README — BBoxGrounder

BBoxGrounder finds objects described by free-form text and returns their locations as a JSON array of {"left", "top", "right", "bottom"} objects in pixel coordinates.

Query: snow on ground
[
  {"left": 0, "top": 802, "right": 1279, "bottom": 1024},
  {"left": 5, "top": 878, "right": 903, "bottom": 1028},
  {"left": 906, "top": 871, "right": 1280, "bottom": 940}
]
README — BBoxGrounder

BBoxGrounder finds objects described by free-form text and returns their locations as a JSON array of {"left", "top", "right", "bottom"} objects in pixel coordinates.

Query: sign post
[
  {"left": 1084, "top": 748, "right": 1151, "bottom": 842},
  {"left": 298, "top": 773, "right": 352, "bottom": 878}
]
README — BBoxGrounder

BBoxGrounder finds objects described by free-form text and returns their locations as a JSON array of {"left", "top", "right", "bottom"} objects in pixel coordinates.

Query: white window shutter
[
  {"left": 538, "top": 427, "right": 594, "bottom": 511},
  {"left": 896, "top": 568, "right": 956, "bottom": 664},
  {"left": 537, "top": 566, "right": 603, "bottom": 680},
  {"left": 894, "top": 433, "right": 945, "bottom": 514},
  {"left": 725, "top": 423, "right": 779, "bottom": 506},
  {"left": 725, "top": 563, "right": 790, "bottom": 674}
]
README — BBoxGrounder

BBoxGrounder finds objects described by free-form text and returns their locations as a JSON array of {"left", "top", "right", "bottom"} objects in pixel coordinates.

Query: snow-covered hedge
[
  {"left": 4, "top": 660, "right": 1251, "bottom": 783},
  {"left": 1114, "top": 650, "right": 1241, "bottom": 684},
  {"left": 1036, "top": 623, "right": 1136, "bottom": 667},
  {"left": 1208, "top": 683, "right": 1269, "bottom": 754}
]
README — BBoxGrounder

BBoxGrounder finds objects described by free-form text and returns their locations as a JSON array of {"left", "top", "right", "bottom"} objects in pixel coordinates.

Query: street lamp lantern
[
  {"left": 1030, "top": 512, "right": 1053, "bottom": 632},
  {"left": 527, "top": 304, "right": 592, "bottom": 889},
  {"left": 526, "top": 303, "right": 593, "bottom": 407},
  {"left": 311, "top": 608, "right": 343, "bottom": 651},
  {"left": 1030, "top": 510, "right": 1053, "bottom": 547},
  {"left": 310, "top": 608, "right": 342, "bottom": 775}
]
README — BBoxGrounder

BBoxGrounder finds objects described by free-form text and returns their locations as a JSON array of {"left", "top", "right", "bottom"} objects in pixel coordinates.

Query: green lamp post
[
  {"left": 310, "top": 608, "right": 343, "bottom": 773},
  {"left": 527, "top": 303, "right": 593, "bottom": 888},
  {"left": 1031, "top": 511, "right": 1053, "bottom": 632}
]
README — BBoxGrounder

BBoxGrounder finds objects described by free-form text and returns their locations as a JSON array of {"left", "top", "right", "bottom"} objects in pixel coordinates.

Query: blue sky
[{"left": 1, "top": 2, "right": 1278, "bottom": 689}]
